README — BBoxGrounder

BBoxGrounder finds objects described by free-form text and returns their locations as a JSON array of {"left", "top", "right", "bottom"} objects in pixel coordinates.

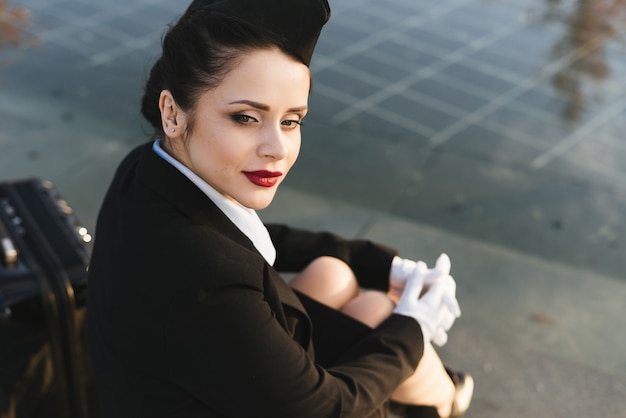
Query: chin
[
  {"left": 239, "top": 192, "right": 277, "bottom": 210},
  {"left": 251, "top": 202, "right": 272, "bottom": 210}
]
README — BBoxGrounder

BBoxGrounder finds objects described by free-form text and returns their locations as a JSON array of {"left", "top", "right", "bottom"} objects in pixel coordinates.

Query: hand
[
  {"left": 390, "top": 253, "right": 451, "bottom": 297},
  {"left": 392, "top": 266, "right": 460, "bottom": 346},
  {"left": 421, "top": 253, "right": 451, "bottom": 296},
  {"left": 389, "top": 257, "right": 427, "bottom": 300}
]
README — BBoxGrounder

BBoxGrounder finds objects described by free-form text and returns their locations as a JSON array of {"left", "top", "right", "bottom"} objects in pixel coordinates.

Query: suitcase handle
[{"left": 1, "top": 237, "right": 18, "bottom": 267}]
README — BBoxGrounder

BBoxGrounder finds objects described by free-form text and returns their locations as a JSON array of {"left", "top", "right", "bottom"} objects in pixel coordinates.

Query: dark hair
[{"left": 141, "top": 10, "right": 294, "bottom": 136}]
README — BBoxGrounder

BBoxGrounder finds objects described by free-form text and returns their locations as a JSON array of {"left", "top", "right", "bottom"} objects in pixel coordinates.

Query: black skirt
[
  {"left": 294, "top": 291, "right": 392, "bottom": 418},
  {"left": 294, "top": 290, "right": 374, "bottom": 367}
]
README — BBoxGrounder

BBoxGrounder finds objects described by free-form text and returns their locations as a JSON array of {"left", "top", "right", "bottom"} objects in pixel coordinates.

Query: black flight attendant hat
[{"left": 184, "top": 0, "right": 331, "bottom": 66}]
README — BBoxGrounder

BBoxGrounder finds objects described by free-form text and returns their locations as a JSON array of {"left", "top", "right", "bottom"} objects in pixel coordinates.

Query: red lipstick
[{"left": 243, "top": 170, "right": 282, "bottom": 188}]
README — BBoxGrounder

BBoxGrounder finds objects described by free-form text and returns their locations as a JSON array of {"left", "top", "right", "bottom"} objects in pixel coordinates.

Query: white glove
[
  {"left": 390, "top": 257, "right": 427, "bottom": 297},
  {"left": 392, "top": 266, "right": 460, "bottom": 346},
  {"left": 390, "top": 253, "right": 451, "bottom": 289},
  {"left": 390, "top": 252, "right": 455, "bottom": 305}
]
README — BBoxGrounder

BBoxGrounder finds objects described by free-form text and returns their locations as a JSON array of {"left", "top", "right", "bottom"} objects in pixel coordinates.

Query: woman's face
[{"left": 164, "top": 48, "right": 310, "bottom": 210}]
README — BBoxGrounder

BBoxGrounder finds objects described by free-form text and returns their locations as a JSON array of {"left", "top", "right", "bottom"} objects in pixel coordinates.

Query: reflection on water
[
  {"left": 0, "top": 0, "right": 33, "bottom": 53},
  {"left": 539, "top": 0, "right": 626, "bottom": 122}
]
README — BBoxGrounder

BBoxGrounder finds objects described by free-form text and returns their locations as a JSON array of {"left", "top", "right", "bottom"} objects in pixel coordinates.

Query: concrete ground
[{"left": 1, "top": 0, "right": 626, "bottom": 416}]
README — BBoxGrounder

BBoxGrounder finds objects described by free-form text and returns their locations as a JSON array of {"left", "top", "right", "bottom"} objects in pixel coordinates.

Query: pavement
[{"left": 1, "top": 0, "right": 626, "bottom": 416}]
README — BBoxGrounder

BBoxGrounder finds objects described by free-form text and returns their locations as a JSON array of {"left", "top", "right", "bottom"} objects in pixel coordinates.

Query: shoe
[
  {"left": 446, "top": 368, "right": 474, "bottom": 418},
  {"left": 388, "top": 369, "right": 474, "bottom": 418}
]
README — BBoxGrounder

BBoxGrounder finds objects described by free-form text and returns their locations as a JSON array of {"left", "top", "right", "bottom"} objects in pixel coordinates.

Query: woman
[{"left": 87, "top": 0, "right": 473, "bottom": 417}]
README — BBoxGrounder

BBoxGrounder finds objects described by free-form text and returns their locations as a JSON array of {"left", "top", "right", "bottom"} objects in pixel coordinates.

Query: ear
[{"left": 159, "top": 90, "right": 187, "bottom": 138}]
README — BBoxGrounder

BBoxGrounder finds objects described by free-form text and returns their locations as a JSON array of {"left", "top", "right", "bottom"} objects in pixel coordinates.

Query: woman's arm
[
  {"left": 164, "top": 255, "right": 423, "bottom": 418},
  {"left": 267, "top": 224, "right": 398, "bottom": 291}
]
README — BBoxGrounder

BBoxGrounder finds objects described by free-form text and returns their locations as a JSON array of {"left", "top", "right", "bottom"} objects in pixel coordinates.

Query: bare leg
[
  {"left": 340, "top": 290, "right": 396, "bottom": 328},
  {"left": 289, "top": 257, "right": 455, "bottom": 417},
  {"left": 391, "top": 344, "right": 455, "bottom": 417},
  {"left": 289, "top": 256, "right": 360, "bottom": 310},
  {"left": 341, "top": 292, "right": 454, "bottom": 417}
]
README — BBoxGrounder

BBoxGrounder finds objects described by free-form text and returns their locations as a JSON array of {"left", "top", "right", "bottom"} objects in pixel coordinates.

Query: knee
[
  {"left": 289, "top": 257, "right": 359, "bottom": 310},
  {"left": 305, "top": 256, "right": 354, "bottom": 278},
  {"left": 341, "top": 290, "right": 395, "bottom": 328}
]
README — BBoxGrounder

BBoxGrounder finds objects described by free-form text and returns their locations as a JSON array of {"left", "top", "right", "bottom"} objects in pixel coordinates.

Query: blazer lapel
[
  {"left": 136, "top": 143, "right": 255, "bottom": 251},
  {"left": 265, "top": 265, "right": 313, "bottom": 353}
]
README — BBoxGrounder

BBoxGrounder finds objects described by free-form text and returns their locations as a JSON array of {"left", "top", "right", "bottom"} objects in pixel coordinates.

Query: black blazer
[{"left": 87, "top": 143, "right": 424, "bottom": 418}]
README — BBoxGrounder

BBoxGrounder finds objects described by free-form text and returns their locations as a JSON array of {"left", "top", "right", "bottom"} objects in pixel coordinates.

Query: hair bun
[{"left": 185, "top": 0, "right": 330, "bottom": 66}]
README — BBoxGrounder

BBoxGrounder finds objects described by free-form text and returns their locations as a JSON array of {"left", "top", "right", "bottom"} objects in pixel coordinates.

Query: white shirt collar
[{"left": 152, "top": 139, "right": 276, "bottom": 265}]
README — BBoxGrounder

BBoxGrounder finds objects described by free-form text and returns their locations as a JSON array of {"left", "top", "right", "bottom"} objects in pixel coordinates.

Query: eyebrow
[{"left": 228, "top": 100, "right": 307, "bottom": 113}]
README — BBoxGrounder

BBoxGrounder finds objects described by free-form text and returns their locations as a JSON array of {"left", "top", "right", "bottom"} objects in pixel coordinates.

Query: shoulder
[{"left": 163, "top": 216, "right": 269, "bottom": 290}]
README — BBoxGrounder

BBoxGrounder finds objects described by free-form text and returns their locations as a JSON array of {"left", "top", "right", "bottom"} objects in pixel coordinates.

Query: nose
[{"left": 258, "top": 125, "right": 289, "bottom": 160}]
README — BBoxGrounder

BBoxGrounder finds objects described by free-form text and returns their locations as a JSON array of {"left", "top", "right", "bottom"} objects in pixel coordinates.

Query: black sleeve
[
  {"left": 267, "top": 224, "right": 398, "bottom": 291},
  {"left": 165, "top": 256, "right": 423, "bottom": 418}
]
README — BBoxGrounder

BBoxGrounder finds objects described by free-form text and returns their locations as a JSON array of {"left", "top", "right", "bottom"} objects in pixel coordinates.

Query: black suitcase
[{"left": 0, "top": 178, "right": 94, "bottom": 418}]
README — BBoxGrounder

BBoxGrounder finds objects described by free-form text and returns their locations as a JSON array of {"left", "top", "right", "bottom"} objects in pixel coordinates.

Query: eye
[
  {"left": 231, "top": 114, "right": 258, "bottom": 125},
  {"left": 281, "top": 119, "right": 303, "bottom": 129}
]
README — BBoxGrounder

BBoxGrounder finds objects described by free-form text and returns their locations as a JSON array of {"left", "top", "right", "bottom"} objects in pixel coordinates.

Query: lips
[{"left": 243, "top": 170, "right": 283, "bottom": 188}]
